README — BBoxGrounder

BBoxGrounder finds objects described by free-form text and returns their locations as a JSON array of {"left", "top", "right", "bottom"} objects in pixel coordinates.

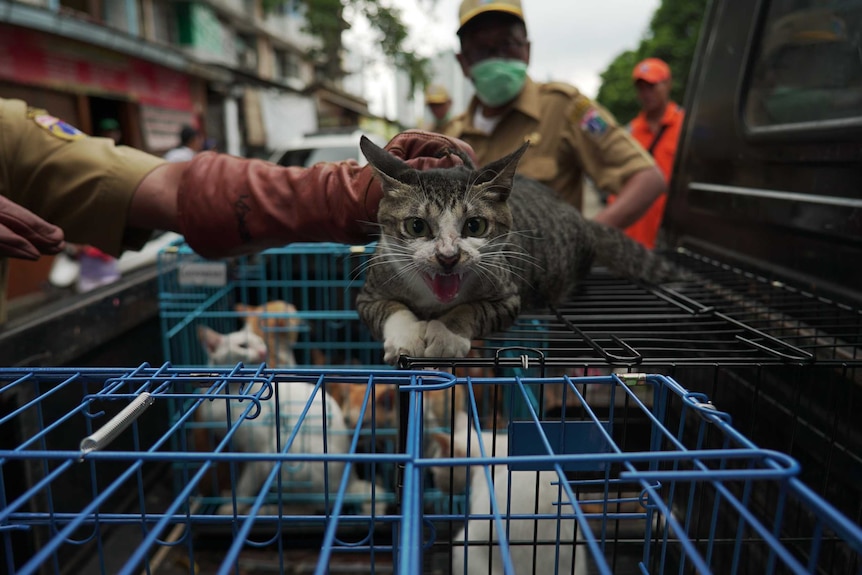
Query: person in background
[
  {"left": 620, "top": 57, "right": 685, "bottom": 249},
  {"left": 96, "top": 117, "right": 122, "bottom": 144},
  {"left": 443, "top": 0, "right": 666, "bottom": 231},
  {"left": 0, "top": 97, "right": 475, "bottom": 323},
  {"left": 163, "top": 125, "right": 204, "bottom": 162},
  {"left": 424, "top": 84, "right": 453, "bottom": 132}
]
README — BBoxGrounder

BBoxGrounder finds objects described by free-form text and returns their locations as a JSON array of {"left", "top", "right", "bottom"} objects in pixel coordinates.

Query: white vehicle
[{"left": 267, "top": 129, "right": 388, "bottom": 168}]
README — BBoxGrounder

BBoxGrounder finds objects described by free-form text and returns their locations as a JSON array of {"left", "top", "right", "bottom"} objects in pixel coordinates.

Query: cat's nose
[{"left": 436, "top": 253, "right": 460, "bottom": 271}]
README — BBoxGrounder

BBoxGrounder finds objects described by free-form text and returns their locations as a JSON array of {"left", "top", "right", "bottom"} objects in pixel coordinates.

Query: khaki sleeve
[
  {"left": 566, "top": 95, "right": 655, "bottom": 194},
  {"left": 0, "top": 98, "right": 166, "bottom": 256}
]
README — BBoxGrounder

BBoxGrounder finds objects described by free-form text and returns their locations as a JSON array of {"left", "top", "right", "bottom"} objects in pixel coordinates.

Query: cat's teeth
[{"left": 424, "top": 271, "right": 463, "bottom": 303}]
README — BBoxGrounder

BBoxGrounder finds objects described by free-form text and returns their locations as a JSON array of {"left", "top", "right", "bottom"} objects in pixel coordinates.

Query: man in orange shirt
[{"left": 615, "top": 57, "right": 685, "bottom": 249}]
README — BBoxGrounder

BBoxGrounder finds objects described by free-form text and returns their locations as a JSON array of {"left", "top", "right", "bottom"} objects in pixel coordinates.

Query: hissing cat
[
  {"left": 356, "top": 137, "right": 680, "bottom": 364},
  {"left": 432, "top": 412, "right": 588, "bottom": 575},
  {"left": 194, "top": 325, "right": 385, "bottom": 516}
]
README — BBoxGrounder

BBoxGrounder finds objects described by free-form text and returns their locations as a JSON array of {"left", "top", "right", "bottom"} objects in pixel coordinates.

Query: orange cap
[{"left": 632, "top": 58, "right": 671, "bottom": 84}]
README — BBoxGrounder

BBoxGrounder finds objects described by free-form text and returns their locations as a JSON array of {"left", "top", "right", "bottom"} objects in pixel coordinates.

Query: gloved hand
[
  {"left": 177, "top": 130, "right": 478, "bottom": 258},
  {"left": 0, "top": 195, "right": 65, "bottom": 260}
]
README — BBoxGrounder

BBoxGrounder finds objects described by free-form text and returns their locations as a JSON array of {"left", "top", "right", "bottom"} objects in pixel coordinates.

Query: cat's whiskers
[
  {"left": 476, "top": 258, "right": 534, "bottom": 289},
  {"left": 380, "top": 261, "right": 424, "bottom": 289},
  {"left": 507, "top": 227, "right": 544, "bottom": 241},
  {"left": 491, "top": 249, "right": 541, "bottom": 270},
  {"left": 352, "top": 250, "right": 412, "bottom": 277},
  {"left": 480, "top": 235, "right": 541, "bottom": 269}
]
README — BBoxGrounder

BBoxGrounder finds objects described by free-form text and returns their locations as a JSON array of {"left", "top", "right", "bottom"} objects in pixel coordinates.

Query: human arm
[
  {"left": 565, "top": 95, "right": 666, "bottom": 228},
  {"left": 591, "top": 166, "right": 665, "bottom": 229},
  {"left": 0, "top": 195, "right": 64, "bottom": 260},
  {"left": 129, "top": 131, "right": 479, "bottom": 258},
  {"left": 0, "top": 95, "right": 476, "bottom": 259},
  {"left": 164, "top": 130, "right": 477, "bottom": 258}
]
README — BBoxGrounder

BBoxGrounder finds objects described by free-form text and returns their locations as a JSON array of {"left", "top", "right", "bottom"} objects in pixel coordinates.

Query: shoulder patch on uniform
[
  {"left": 579, "top": 108, "right": 608, "bottom": 139},
  {"left": 32, "top": 113, "right": 86, "bottom": 141},
  {"left": 569, "top": 95, "right": 593, "bottom": 122}
]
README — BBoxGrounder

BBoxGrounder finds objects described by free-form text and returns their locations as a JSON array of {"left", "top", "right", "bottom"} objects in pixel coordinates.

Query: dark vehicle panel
[{"left": 664, "top": 0, "right": 862, "bottom": 305}]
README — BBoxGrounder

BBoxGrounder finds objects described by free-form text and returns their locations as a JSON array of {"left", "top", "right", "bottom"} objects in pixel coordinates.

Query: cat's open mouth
[{"left": 423, "top": 272, "right": 462, "bottom": 303}]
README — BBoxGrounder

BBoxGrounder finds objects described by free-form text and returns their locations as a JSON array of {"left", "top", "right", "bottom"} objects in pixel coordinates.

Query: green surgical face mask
[{"left": 470, "top": 58, "right": 528, "bottom": 108}]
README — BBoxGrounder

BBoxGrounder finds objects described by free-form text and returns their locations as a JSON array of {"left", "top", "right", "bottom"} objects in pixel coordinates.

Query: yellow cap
[
  {"left": 458, "top": 0, "right": 524, "bottom": 31},
  {"left": 424, "top": 84, "right": 451, "bottom": 104}
]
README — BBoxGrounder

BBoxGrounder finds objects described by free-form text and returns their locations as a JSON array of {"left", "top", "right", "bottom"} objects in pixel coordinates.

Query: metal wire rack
[
  {"left": 399, "top": 247, "right": 862, "bottom": 548},
  {"left": 158, "top": 242, "right": 383, "bottom": 368},
  {"left": 2, "top": 366, "right": 861, "bottom": 575},
  {"left": 402, "top": 248, "right": 860, "bottom": 371}
]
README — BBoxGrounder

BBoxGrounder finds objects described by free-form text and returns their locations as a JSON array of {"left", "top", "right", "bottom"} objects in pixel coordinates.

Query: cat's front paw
[
  {"left": 383, "top": 311, "right": 428, "bottom": 365},
  {"left": 424, "top": 320, "right": 471, "bottom": 358}
]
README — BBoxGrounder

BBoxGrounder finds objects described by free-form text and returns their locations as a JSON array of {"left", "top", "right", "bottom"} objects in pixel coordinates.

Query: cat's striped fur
[{"left": 356, "top": 137, "right": 679, "bottom": 364}]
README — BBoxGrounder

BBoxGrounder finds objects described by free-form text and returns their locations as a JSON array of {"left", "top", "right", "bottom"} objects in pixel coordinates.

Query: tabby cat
[{"left": 356, "top": 136, "right": 679, "bottom": 364}]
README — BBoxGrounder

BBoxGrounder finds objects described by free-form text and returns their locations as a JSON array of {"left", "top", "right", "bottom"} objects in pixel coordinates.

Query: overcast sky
[{"left": 345, "top": 0, "right": 660, "bottom": 118}]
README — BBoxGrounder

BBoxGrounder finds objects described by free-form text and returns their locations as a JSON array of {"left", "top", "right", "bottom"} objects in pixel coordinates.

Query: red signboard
[{"left": 0, "top": 24, "right": 193, "bottom": 111}]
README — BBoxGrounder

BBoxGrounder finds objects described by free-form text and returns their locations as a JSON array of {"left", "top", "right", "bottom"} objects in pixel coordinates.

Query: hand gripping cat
[{"left": 356, "top": 136, "right": 681, "bottom": 365}]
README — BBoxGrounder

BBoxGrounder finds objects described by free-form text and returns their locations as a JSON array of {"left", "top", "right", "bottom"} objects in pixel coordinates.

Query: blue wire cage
[
  {"left": 1, "top": 366, "right": 860, "bottom": 575},
  {"left": 157, "top": 241, "right": 385, "bottom": 369}
]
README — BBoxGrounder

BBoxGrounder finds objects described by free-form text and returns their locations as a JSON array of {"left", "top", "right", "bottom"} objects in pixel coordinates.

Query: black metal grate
[
  {"left": 401, "top": 247, "right": 862, "bottom": 534},
  {"left": 405, "top": 249, "right": 860, "bottom": 370}
]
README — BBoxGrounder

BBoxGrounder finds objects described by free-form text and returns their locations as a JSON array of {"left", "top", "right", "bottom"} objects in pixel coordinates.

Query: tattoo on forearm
[{"left": 234, "top": 194, "right": 251, "bottom": 242}]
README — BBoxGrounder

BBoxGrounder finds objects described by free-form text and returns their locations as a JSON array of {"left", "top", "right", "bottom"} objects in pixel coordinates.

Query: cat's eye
[
  {"left": 404, "top": 217, "right": 429, "bottom": 237},
  {"left": 463, "top": 217, "right": 489, "bottom": 237}
]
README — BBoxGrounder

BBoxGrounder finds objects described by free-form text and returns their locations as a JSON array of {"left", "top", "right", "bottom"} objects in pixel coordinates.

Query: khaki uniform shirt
[
  {"left": 0, "top": 97, "right": 166, "bottom": 322},
  {"left": 442, "top": 76, "right": 655, "bottom": 210}
]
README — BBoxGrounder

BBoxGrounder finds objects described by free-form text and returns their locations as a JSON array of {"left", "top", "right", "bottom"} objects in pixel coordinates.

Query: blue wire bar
[{"left": 1, "top": 366, "right": 860, "bottom": 574}]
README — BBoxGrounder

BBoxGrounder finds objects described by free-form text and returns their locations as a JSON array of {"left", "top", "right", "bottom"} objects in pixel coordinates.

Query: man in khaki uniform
[
  {"left": 424, "top": 84, "right": 453, "bottom": 132},
  {"left": 0, "top": 97, "right": 476, "bottom": 323},
  {"left": 444, "top": 0, "right": 666, "bottom": 229}
]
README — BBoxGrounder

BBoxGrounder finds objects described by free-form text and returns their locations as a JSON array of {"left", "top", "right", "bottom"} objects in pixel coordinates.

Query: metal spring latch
[{"left": 79, "top": 392, "right": 155, "bottom": 460}]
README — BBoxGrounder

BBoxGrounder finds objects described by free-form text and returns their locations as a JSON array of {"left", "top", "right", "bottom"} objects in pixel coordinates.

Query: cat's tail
[{"left": 586, "top": 221, "right": 686, "bottom": 284}]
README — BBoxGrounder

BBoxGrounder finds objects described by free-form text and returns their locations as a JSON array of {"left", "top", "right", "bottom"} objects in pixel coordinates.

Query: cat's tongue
[{"left": 425, "top": 273, "right": 462, "bottom": 303}]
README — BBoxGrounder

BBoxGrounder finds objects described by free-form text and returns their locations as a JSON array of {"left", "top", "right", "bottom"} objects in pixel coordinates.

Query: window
[
  {"left": 274, "top": 48, "right": 300, "bottom": 80},
  {"left": 236, "top": 32, "right": 259, "bottom": 71},
  {"left": 744, "top": 0, "right": 862, "bottom": 127},
  {"left": 151, "top": 0, "right": 177, "bottom": 45}
]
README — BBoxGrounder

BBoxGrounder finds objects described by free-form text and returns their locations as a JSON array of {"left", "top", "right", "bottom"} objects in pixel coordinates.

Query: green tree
[
  {"left": 263, "top": 0, "right": 432, "bottom": 95},
  {"left": 596, "top": 0, "right": 709, "bottom": 123}
]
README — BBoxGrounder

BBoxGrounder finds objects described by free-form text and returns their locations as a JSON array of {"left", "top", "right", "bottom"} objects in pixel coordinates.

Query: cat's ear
[
  {"left": 197, "top": 325, "right": 222, "bottom": 354},
  {"left": 360, "top": 135, "right": 417, "bottom": 195},
  {"left": 474, "top": 141, "right": 529, "bottom": 201}
]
